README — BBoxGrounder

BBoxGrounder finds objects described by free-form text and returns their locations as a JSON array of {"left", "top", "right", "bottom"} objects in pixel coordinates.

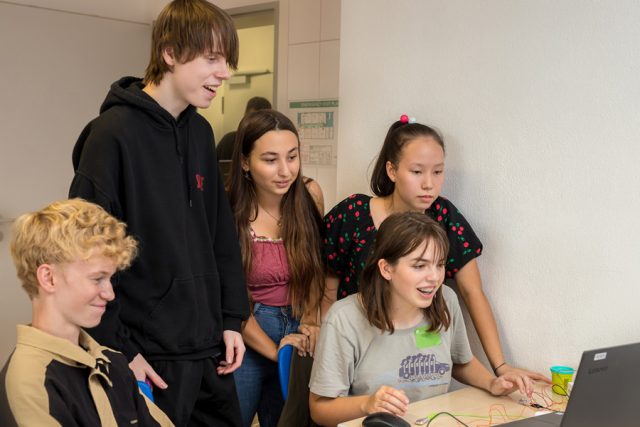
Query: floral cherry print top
[{"left": 323, "top": 193, "right": 483, "bottom": 299}]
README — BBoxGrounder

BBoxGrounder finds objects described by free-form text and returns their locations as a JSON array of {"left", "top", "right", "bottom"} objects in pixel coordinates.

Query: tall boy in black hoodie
[{"left": 69, "top": 1, "right": 249, "bottom": 425}]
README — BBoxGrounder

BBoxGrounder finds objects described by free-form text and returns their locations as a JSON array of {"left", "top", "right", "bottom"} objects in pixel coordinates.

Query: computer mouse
[{"left": 362, "top": 411, "right": 411, "bottom": 427}]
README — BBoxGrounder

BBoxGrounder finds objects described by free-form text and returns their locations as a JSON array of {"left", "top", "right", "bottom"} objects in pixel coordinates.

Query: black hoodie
[{"left": 69, "top": 77, "right": 249, "bottom": 361}]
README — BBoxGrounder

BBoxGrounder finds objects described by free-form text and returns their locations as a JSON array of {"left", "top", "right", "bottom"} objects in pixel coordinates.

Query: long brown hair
[
  {"left": 359, "top": 212, "right": 450, "bottom": 333},
  {"left": 227, "top": 110, "right": 324, "bottom": 318},
  {"left": 370, "top": 120, "right": 445, "bottom": 197}
]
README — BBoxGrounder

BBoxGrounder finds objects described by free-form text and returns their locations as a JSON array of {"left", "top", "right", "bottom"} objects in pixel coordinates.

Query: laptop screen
[
  {"left": 560, "top": 341, "right": 640, "bottom": 426},
  {"left": 502, "top": 342, "right": 640, "bottom": 427}
]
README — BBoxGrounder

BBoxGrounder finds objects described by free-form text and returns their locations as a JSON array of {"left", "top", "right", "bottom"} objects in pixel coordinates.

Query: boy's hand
[
  {"left": 361, "top": 385, "right": 409, "bottom": 416},
  {"left": 129, "top": 353, "right": 168, "bottom": 389},
  {"left": 217, "top": 330, "right": 245, "bottom": 375}
]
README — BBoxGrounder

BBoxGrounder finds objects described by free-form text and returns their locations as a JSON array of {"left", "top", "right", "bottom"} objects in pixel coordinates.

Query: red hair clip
[{"left": 400, "top": 114, "right": 416, "bottom": 124}]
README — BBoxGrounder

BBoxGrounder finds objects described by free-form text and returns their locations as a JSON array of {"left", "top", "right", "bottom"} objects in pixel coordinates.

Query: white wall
[
  {"left": 285, "top": 0, "right": 341, "bottom": 212},
  {"left": 0, "top": 2, "right": 150, "bottom": 362},
  {"left": 338, "top": 0, "right": 640, "bottom": 374}
]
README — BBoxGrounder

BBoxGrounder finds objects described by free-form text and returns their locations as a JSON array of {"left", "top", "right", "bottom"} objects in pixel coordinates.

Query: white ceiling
[
  {"left": 5, "top": 0, "right": 276, "bottom": 23},
  {"left": 5, "top": 0, "right": 167, "bottom": 23}
]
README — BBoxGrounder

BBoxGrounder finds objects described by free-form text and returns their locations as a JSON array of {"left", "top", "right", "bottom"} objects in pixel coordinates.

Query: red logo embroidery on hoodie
[{"left": 195, "top": 174, "right": 205, "bottom": 191}]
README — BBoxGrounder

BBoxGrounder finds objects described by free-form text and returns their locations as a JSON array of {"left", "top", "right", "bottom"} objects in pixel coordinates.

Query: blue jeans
[{"left": 234, "top": 303, "right": 299, "bottom": 427}]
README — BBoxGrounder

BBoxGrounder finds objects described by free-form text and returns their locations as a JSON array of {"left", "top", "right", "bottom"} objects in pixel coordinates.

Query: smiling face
[
  {"left": 165, "top": 49, "right": 231, "bottom": 110},
  {"left": 243, "top": 130, "right": 300, "bottom": 199},
  {"left": 386, "top": 136, "right": 445, "bottom": 212},
  {"left": 50, "top": 254, "right": 117, "bottom": 332},
  {"left": 379, "top": 239, "right": 445, "bottom": 314}
]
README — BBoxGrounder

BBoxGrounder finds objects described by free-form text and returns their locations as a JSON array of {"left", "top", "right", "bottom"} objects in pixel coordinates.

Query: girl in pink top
[{"left": 227, "top": 109, "right": 324, "bottom": 427}]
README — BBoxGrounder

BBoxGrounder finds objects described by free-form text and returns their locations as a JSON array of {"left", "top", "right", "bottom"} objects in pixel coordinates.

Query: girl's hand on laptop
[{"left": 129, "top": 353, "right": 168, "bottom": 389}]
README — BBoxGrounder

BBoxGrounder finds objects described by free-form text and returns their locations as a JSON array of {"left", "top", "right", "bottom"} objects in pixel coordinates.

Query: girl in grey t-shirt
[{"left": 309, "top": 212, "right": 535, "bottom": 426}]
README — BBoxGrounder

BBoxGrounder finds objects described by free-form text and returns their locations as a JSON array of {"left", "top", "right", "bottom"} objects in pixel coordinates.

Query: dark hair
[
  {"left": 359, "top": 212, "right": 450, "bottom": 333},
  {"left": 144, "top": 0, "right": 239, "bottom": 85},
  {"left": 245, "top": 97, "right": 272, "bottom": 114},
  {"left": 370, "top": 120, "right": 445, "bottom": 197},
  {"left": 227, "top": 109, "right": 324, "bottom": 318}
]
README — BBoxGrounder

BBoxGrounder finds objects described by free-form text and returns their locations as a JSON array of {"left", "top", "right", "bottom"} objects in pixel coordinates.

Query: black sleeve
[
  {"left": 69, "top": 122, "right": 141, "bottom": 360},
  {"left": 0, "top": 357, "right": 19, "bottom": 427},
  {"left": 80, "top": 350, "right": 171, "bottom": 426},
  {"left": 212, "top": 154, "right": 250, "bottom": 332},
  {"left": 0, "top": 354, "right": 82, "bottom": 427},
  {"left": 69, "top": 122, "right": 123, "bottom": 217}
]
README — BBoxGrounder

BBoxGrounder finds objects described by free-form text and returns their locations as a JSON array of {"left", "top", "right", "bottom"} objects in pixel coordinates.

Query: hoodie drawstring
[
  {"left": 185, "top": 126, "right": 193, "bottom": 207},
  {"left": 173, "top": 122, "right": 193, "bottom": 208}
]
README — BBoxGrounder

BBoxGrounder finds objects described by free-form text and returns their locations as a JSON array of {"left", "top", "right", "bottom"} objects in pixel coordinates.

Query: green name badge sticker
[{"left": 414, "top": 327, "right": 441, "bottom": 349}]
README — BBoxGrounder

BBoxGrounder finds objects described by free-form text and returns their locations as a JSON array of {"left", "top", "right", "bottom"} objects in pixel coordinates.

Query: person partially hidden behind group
[
  {"left": 0, "top": 199, "right": 173, "bottom": 426},
  {"left": 216, "top": 96, "right": 272, "bottom": 161},
  {"left": 227, "top": 109, "right": 325, "bottom": 427},
  {"left": 309, "top": 212, "right": 534, "bottom": 426}
]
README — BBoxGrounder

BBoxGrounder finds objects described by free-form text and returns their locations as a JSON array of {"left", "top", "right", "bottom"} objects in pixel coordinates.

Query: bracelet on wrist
[{"left": 492, "top": 361, "right": 507, "bottom": 375}]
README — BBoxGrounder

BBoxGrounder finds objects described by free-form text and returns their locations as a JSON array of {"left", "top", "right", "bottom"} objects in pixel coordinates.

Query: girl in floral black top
[
  {"left": 324, "top": 194, "right": 481, "bottom": 299},
  {"left": 322, "top": 117, "right": 548, "bottom": 384}
]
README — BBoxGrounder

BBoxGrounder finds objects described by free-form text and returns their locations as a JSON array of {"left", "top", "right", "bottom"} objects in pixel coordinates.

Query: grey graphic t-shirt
[{"left": 310, "top": 286, "right": 473, "bottom": 402}]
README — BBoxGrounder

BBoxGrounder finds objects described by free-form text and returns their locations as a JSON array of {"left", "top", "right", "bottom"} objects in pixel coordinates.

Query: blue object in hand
[{"left": 137, "top": 380, "right": 154, "bottom": 402}]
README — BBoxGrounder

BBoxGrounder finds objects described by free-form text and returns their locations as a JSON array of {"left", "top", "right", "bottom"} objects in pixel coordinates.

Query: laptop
[{"left": 501, "top": 342, "right": 640, "bottom": 426}]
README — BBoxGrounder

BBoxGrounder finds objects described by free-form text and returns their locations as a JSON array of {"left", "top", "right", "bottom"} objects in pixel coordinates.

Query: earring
[{"left": 243, "top": 170, "right": 251, "bottom": 180}]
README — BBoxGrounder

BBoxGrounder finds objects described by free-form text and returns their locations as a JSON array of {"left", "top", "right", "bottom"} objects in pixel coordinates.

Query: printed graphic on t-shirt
[{"left": 398, "top": 353, "right": 450, "bottom": 385}]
